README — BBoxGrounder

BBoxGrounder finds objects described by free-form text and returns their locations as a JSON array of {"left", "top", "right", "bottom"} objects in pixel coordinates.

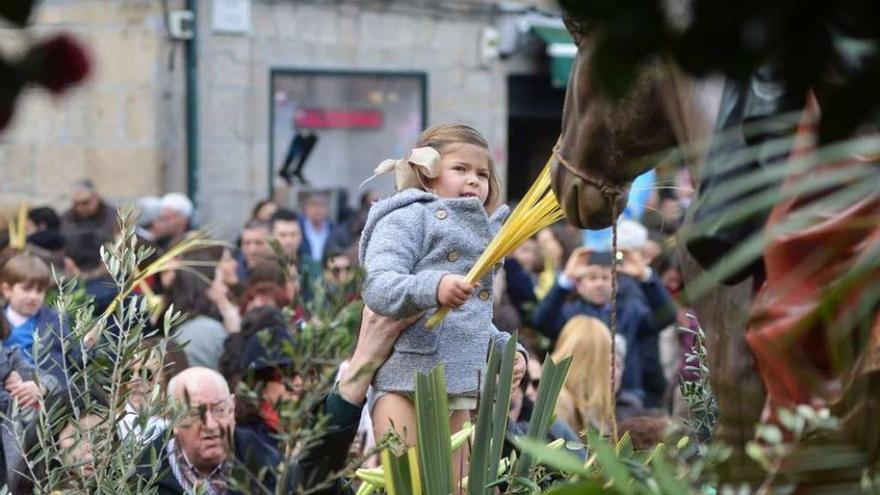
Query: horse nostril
[{"left": 563, "top": 177, "right": 586, "bottom": 229}]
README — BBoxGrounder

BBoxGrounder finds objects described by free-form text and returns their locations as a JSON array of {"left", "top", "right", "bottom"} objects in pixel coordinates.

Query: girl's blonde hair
[
  {"left": 551, "top": 316, "right": 614, "bottom": 434},
  {"left": 414, "top": 123, "right": 502, "bottom": 213}
]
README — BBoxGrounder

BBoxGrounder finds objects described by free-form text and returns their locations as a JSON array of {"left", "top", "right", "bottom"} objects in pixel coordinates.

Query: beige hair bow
[{"left": 360, "top": 146, "right": 442, "bottom": 191}]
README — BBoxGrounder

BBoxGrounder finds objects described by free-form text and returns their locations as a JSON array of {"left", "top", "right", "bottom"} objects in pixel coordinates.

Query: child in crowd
[
  {"left": 532, "top": 247, "right": 650, "bottom": 401},
  {"left": 532, "top": 247, "right": 615, "bottom": 341},
  {"left": 359, "top": 124, "right": 525, "bottom": 459},
  {"left": 0, "top": 252, "right": 70, "bottom": 397}
]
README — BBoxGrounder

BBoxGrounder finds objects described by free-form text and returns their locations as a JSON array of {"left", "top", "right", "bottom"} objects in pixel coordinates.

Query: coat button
[
  {"left": 435, "top": 209, "right": 448, "bottom": 220},
  {"left": 478, "top": 289, "right": 490, "bottom": 301},
  {"left": 447, "top": 250, "right": 459, "bottom": 262}
]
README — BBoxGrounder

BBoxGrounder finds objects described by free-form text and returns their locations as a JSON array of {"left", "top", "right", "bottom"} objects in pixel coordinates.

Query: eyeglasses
[{"left": 179, "top": 400, "right": 233, "bottom": 426}]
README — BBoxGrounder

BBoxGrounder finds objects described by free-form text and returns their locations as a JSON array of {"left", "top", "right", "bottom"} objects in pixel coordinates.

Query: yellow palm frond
[
  {"left": 100, "top": 231, "right": 225, "bottom": 321},
  {"left": 8, "top": 203, "right": 28, "bottom": 250},
  {"left": 427, "top": 155, "right": 563, "bottom": 328}
]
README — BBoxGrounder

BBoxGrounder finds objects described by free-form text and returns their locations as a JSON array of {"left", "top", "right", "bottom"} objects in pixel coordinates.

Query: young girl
[{"left": 359, "top": 124, "right": 525, "bottom": 457}]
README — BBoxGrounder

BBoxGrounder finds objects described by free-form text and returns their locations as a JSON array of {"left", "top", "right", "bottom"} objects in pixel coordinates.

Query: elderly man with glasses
[{"left": 136, "top": 307, "right": 418, "bottom": 494}]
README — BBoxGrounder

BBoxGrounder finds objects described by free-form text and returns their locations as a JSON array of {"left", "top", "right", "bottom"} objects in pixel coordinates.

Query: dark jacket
[
  {"left": 531, "top": 278, "right": 647, "bottom": 396},
  {"left": 135, "top": 391, "right": 362, "bottom": 495},
  {"left": 81, "top": 275, "right": 118, "bottom": 317},
  {"left": 236, "top": 418, "right": 279, "bottom": 453},
  {"left": 297, "top": 218, "right": 350, "bottom": 303},
  {"left": 138, "top": 428, "right": 282, "bottom": 495},
  {"left": 61, "top": 202, "right": 118, "bottom": 250},
  {"left": 620, "top": 274, "right": 676, "bottom": 408},
  {"left": 1, "top": 306, "right": 75, "bottom": 394},
  {"left": 298, "top": 219, "right": 350, "bottom": 265},
  {"left": 503, "top": 257, "right": 537, "bottom": 317}
]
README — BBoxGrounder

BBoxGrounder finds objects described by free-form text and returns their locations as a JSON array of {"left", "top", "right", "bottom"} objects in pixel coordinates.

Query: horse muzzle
[{"left": 550, "top": 154, "right": 629, "bottom": 230}]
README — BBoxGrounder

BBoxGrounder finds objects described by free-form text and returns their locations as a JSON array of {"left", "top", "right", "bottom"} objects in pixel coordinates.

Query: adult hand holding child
[{"left": 339, "top": 307, "right": 423, "bottom": 406}]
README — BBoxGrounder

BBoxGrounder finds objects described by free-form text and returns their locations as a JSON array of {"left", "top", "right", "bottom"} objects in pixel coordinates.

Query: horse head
[{"left": 552, "top": 16, "right": 686, "bottom": 229}]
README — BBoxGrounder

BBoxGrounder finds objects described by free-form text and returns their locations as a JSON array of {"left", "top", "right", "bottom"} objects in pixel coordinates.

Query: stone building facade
[{"left": 1, "top": 0, "right": 565, "bottom": 239}]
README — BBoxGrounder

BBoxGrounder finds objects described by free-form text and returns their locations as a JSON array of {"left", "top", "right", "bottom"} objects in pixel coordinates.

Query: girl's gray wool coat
[{"left": 359, "top": 188, "right": 518, "bottom": 396}]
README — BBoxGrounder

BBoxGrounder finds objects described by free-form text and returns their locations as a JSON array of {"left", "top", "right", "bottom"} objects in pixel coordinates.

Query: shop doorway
[{"left": 506, "top": 74, "right": 565, "bottom": 201}]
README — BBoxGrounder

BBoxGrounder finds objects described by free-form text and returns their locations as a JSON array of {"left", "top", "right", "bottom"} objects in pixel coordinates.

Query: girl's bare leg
[
  {"left": 450, "top": 409, "right": 471, "bottom": 495},
  {"left": 374, "top": 396, "right": 472, "bottom": 494},
  {"left": 372, "top": 392, "right": 418, "bottom": 448}
]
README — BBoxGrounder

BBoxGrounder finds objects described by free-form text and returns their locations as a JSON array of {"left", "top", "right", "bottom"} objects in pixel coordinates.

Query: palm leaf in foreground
[
  {"left": 468, "top": 333, "right": 518, "bottom": 494},
  {"left": 514, "top": 354, "right": 573, "bottom": 478},
  {"left": 414, "top": 366, "right": 453, "bottom": 495}
]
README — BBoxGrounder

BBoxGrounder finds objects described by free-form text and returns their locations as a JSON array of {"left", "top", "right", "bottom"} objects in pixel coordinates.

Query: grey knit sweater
[{"left": 360, "top": 188, "right": 514, "bottom": 397}]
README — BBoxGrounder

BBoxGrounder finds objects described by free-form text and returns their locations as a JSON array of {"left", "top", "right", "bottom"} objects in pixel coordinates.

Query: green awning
[{"left": 531, "top": 26, "right": 576, "bottom": 89}]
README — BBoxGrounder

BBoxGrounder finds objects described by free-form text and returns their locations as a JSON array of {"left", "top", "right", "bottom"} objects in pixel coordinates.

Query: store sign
[
  {"left": 294, "top": 108, "right": 384, "bottom": 129},
  {"left": 212, "top": 0, "right": 251, "bottom": 34}
]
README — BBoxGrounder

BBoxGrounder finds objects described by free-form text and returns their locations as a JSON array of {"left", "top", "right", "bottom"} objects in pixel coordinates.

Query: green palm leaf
[{"left": 414, "top": 366, "right": 453, "bottom": 495}]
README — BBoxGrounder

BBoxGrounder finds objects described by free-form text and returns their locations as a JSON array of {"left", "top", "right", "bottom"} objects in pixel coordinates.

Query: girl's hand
[
  {"left": 9, "top": 380, "right": 42, "bottom": 409},
  {"left": 437, "top": 275, "right": 475, "bottom": 308}
]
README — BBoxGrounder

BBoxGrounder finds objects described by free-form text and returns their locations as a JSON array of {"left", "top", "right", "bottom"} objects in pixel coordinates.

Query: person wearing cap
[
  {"left": 60, "top": 179, "right": 118, "bottom": 255},
  {"left": 155, "top": 193, "right": 194, "bottom": 249}
]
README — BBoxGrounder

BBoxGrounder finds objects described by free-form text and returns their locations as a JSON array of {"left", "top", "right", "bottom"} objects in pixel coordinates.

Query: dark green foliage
[{"left": 558, "top": 0, "right": 880, "bottom": 141}]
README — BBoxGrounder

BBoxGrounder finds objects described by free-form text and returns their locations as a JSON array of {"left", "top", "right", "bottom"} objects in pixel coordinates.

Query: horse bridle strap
[{"left": 552, "top": 141, "right": 627, "bottom": 199}]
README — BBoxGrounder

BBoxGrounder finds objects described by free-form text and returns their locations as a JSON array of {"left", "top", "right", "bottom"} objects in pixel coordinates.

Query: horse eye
[{"left": 562, "top": 15, "right": 590, "bottom": 47}]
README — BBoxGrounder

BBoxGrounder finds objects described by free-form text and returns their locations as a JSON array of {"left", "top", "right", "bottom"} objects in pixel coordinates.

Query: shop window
[{"left": 269, "top": 70, "right": 427, "bottom": 205}]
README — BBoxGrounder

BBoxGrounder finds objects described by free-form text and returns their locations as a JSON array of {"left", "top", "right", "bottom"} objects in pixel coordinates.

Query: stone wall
[
  {"left": 195, "top": 0, "right": 518, "bottom": 239},
  {"left": 1, "top": 0, "right": 555, "bottom": 239},
  {"left": 0, "top": 0, "right": 179, "bottom": 215}
]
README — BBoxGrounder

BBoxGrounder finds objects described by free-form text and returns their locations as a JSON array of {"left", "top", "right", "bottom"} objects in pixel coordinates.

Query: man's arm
[
  {"left": 293, "top": 308, "right": 419, "bottom": 494},
  {"left": 532, "top": 247, "right": 592, "bottom": 342},
  {"left": 531, "top": 279, "right": 573, "bottom": 342},
  {"left": 639, "top": 275, "right": 676, "bottom": 331}
]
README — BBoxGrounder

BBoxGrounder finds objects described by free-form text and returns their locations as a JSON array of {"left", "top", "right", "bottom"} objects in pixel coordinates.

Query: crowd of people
[{"left": 0, "top": 143, "right": 697, "bottom": 492}]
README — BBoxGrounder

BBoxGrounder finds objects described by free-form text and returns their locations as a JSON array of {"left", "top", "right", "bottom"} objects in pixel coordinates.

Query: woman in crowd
[
  {"left": 161, "top": 255, "right": 228, "bottom": 370},
  {"left": 552, "top": 316, "right": 615, "bottom": 437}
]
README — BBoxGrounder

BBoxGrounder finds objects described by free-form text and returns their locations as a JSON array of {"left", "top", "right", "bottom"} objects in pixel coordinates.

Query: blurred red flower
[{"left": 31, "top": 33, "right": 91, "bottom": 95}]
